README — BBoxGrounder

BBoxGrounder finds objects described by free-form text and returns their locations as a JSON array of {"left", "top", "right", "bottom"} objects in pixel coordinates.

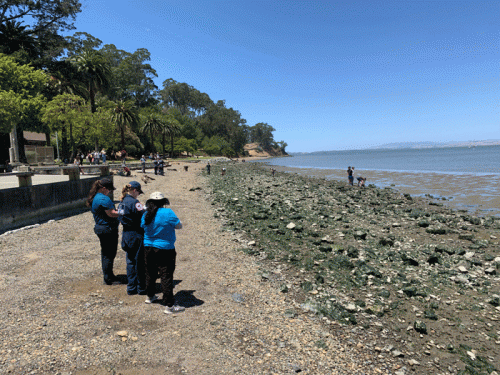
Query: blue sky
[{"left": 69, "top": 0, "right": 498, "bottom": 152}]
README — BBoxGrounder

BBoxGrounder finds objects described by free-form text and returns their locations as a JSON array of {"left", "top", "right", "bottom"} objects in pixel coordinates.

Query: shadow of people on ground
[{"left": 174, "top": 290, "right": 204, "bottom": 309}]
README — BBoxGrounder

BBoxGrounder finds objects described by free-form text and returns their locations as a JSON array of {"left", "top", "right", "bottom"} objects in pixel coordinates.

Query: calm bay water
[
  {"left": 259, "top": 146, "right": 500, "bottom": 216},
  {"left": 266, "top": 146, "right": 500, "bottom": 175}
]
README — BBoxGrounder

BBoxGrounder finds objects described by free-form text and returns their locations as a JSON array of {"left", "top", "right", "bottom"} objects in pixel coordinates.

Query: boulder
[{"left": 414, "top": 320, "right": 427, "bottom": 334}]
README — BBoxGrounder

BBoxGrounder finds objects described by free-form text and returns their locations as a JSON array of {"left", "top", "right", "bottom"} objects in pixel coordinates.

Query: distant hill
[
  {"left": 369, "top": 140, "right": 500, "bottom": 150},
  {"left": 244, "top": 143, "right": 288, "bottom": 158},
  {"left": 290, "top": 139, "right": 500, "bottom": 155}
]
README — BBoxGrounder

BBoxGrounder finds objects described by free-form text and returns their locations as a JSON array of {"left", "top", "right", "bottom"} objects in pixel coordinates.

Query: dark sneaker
[
  {"left": 164, "top": 305, "right": 185, "bottom": 314},
  {"left": 104, "top": 280, "right": 122, "bottom": 286}
]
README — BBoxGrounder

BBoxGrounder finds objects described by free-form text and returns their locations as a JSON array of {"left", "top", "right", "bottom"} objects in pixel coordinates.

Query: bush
[{"left": 124, "top": 145, "right": 137, "bottom": 156}]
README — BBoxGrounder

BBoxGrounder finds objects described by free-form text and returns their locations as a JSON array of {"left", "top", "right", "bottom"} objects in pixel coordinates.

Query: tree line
[{"left": 0, "top": 0, "right": 287, "bottom": 162}]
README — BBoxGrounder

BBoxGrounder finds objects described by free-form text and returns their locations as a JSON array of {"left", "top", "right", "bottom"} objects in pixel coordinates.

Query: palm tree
[
  {"left": 162, "top": 116, "right": 181, "bottom": 158},
  {"left": 68, "top": 49, "right": 111, "bottom": 113},
  {"left": 46, "top": 60, "right": 89, "bottom": 101},
  {"left": 141, "top": 114, "right": 163, "bottom": 153},
  {"left": 111, "top": 100, "right": 138, "bottom": 151},
  {"left": 0, "top": 20, "right": 39, "bottom": 60}
]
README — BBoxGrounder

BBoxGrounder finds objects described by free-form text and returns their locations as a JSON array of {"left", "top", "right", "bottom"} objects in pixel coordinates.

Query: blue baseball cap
[{"left": 129, "top": 181, "right": 143, "bottom": 194}]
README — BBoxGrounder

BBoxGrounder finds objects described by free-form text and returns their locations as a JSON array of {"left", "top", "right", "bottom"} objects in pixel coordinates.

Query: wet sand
[{"left": 267, "top": 165, "right": 500, "bottom": 217}]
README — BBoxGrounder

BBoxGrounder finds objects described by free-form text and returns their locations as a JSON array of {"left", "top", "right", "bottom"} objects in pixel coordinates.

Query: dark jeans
[
  {"left": 144, "top": 247, "right": 176, "bottom": 307},
  {"left": 97, "top": 230, "right": 118, "bottom": 284},
  {"left": 123, "top": 241, "right": 146, "bottom": 294}
]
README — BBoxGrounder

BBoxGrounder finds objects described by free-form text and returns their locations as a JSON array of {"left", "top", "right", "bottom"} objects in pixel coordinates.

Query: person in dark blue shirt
[
  {"left": 153, "top": 159, "right": 159, "bottom": 175},
  {"left": 117, "top": 181, "right": 146, "bottom": 295},
  {"left": 86, "top": 178, "right": 120, "bottom": 285},
  {"left": 158, "top": 159, "right": 164, "bottom": 176}
]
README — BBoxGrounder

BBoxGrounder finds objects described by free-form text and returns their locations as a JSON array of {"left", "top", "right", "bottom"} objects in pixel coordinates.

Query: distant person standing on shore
[
  {"left": 141, "top": 192, "right": 185, "bottom": 314},
  {"left": 121, "top": 149, "right": 127, "bottom": 166},
  {"left": 347, "top": 166, "right": 354, "bottom": 186},
  {"left": 206, "top": 162, "right": 211, "bottom": 175},
  {"left": 140, "top": 155, "right": 146, "bottom": 173},
  {"left": 86, "top": 178, "right": 120, "bottom": 285},
  {"left": 158, "top": 158, "right": 164, "bottom": 176},
  {"left": 153, "top": 158, "right": 158, "bottom": 175}
]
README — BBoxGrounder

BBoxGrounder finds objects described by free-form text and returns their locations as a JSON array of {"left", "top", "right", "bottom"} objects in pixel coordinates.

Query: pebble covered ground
[
  {"left": 206, "top": 161, "right": 500, "bottom": 375},
  {"left": 0, "top": 161, "right": 416, "bottom": 375}
]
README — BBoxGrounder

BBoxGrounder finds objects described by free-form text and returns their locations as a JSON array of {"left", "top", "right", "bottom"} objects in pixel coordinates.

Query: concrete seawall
[{"left": 0, "top": 175, "right": 110, "bottom": 234}]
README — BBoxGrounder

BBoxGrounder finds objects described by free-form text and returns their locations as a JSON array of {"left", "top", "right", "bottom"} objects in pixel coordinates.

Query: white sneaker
[
  {"left": 145, "top": 295, "right": 159, "bottom": 304},
  {"left": 164, "top": 305, "right": 185, "bottom": 314}
]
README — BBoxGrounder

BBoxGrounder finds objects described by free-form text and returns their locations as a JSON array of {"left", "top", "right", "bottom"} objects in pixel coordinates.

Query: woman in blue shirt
[
  {"left": 86, "top": 178, "right": 120, "bottom": 285},
  {"left": 141, "top": 191, "right": 184, "bottom": 314}
]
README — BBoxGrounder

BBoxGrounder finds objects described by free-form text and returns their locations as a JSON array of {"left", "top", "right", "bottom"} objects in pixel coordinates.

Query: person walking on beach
[
  {"left": 86, "top": 178, "right": 120, "bottom": 285},
  {"left": 117, "top": 181, "right": 146, "bottom": 295},
  {"left": 206, "top": 162, "right": 211, "bottom": 175},
  {"left": 141, "top": 192, "right": 185, "bottom": 314},
  {"left": 347, "top": 166, "right": 354, "bottom": 186},
  {"left": 140, "top": 155, "right": 146, "bottom": 173}
]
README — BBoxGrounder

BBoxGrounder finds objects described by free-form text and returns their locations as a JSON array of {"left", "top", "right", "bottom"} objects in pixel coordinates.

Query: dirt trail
[{"left": 0, "top": 162, "right": 393, "bottom": 375}]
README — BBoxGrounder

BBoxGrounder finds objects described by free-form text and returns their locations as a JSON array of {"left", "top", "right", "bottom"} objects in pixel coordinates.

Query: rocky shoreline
[
  {"left": 256, "top": 164, "right": 500, "bottom": 218},
  {"left": 207, "top": 161, "right": 500, "bottom": 375}
]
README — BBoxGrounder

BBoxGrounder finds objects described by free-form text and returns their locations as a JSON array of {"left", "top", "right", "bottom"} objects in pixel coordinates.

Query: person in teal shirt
[{"left": 141, "top": 191, "right": 184, "bottom": 314}]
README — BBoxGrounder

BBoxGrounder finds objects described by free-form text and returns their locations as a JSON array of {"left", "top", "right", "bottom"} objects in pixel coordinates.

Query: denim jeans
[
  {"left": 144, "top": 247, "right": 176, "bottom": 307},
  {"left": 123, "top": 242, "right": 146, "bottom": 294},
  {"left": 97, "top": 229, "right": 118, "bottom": 284}
]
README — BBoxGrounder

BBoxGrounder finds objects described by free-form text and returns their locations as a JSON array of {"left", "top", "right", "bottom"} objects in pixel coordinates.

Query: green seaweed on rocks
[{"left": 206, "top": 161, "right": 500, "bottom": 371}]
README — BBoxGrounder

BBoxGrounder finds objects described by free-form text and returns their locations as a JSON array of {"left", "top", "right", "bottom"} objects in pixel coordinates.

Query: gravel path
[{"left": 1, "top": 162, "right": 402, "bottom": 375}]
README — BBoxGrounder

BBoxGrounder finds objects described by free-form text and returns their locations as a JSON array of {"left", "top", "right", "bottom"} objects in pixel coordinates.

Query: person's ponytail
[{"left": 86, "top": 180, "right": 104, "bottom": 207}]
